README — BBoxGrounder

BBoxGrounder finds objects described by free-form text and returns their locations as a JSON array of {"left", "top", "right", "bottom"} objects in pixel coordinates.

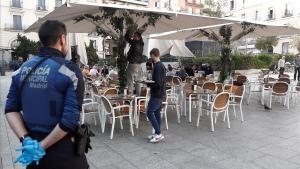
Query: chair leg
[
  {"left": 240, "top": 104, "right": 244, "bottom": 122},
  {"left": 223, "top": 108, "right": 226, "bottom": 122},
  {"left": 184, "top": 98, "right": 187, "bottom": 116},
  {"left": 101, "top": 116, "right": 106, "bottom": 133},
  {"left": 189, "top": 96, "right": 192, "bottom": 122},
  {"left": 269, "top": 95, "right": 272, "bottom": 109},
  {"left": 136, "top": 111, "right": 140, "bottom": 129},
  {"left": 233, "top": 106, "right": 237, "bottom": 118},
  {"left": 226, "top": 109, "right": 231, "bottom": 129},
  {"left": 210, "top": 112, "right": 215, "bottom": 132},
  {"left": 110, "top": 118, "right": 115, "bottom": 139},
  {"left": 247, "top": 90, "right": 252, "bottom": 105},
  {"left": 196, "top": 108, "right": 201, "bottom": 127},
  {"left": 129, "top": 115, "right": 134, "bottom": 136},
  {"left": 93, "top": 114, "right": 97, "bottom": 126},
  {"left": 287, "top": 95, "right": 290, "bottom": 110},
  {"left": 164, "top": 109, "right": 168, "bottom": 130},
  {"left": 120, "top": 118, "right": 124, "bottom": 130},
  {"left": 176, "top": 105, "right": 181, "bottom": 123}
]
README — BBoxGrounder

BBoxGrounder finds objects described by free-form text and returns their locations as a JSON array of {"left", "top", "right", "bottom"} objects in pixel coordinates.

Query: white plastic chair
[
  {"left": 268, "top": 82, "right": 290, "bottom": 109},
  {"left": 197, "top": 92, "right": 230, "bottom": 132},
  {"left": 228, "top": 85, "right": 245, "bottom": 122},
  {"left": 101, "top": 95, "right": 134, "bottom": 139}
]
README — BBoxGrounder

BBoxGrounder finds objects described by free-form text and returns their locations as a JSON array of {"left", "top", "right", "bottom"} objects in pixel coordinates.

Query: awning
[
  {"left": 150, "top": 22, "right": 300, "bottom": 40},
  {"left": 25, "top": 3, "right": 234, "bottom": 36}
]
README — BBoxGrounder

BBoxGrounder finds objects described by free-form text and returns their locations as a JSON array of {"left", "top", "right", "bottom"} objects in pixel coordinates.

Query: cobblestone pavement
[{"left": 2, "top": 72, "right": 300, "bottom": 169}]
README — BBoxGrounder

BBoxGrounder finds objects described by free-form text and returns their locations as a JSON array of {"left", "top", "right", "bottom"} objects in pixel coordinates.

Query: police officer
[{"left": 5, "top": 20, "right": 88, "bottom": 169}]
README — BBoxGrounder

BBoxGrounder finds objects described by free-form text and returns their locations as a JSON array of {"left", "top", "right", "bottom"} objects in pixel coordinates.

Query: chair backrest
[
  {"left": 237, "top": 75, "right": 247, "bottom": 84},
  {"left": 202, "top": 82, "right": 216, "bottom": 91},
  {"left": 185, "top": 77, "right": 193, "bottom": 83},
  {"left": 264, "top": 77, "right": 276, "bottom": 83},
  {"left": 104, "top": 88, "right": 118, "bottom": 96},
  {"left": 172, "top": 76, "right": 182, "bottom": 85},
  {"left": 183, "top": 83, "right": 192, "bottom": 94},
  {"left": 165, "top": 76, "right": 173, "bottom": 84},
  {"left": 273, "top": 82, "right": 289, "bottom": 94},
  {"left": 197, "top": 76, "right": 206, "bottom": 82},
  {"left": 101, "top": 95, "right": 112, "bottom": 113},
  {"left": 278, "top": 77, "right": 290, "bottom": 84},
  {"left": 215, "top": 83, "right": 223, "bottom": 90},
  {"left": 213, "top": 92, "right": 230, "bottom": 111},
  {"left": 233, "top": 85, "right": 245, "bottom": 103},
  {"left": 281, "top": 74, "right": 290, "bottom": 78},
  {"left": 140, "top": 87, "right": 148, "bottom": 97},
  {"left": 223, "top": 84, "right": 232, "bottom": 92}
]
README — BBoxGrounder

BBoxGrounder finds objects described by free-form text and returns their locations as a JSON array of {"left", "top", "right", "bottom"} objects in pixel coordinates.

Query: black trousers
[
  {"left": 27, "top": 132, "right": 89, "bottom": 169},
  {"left": 279, "top": 67, "right": 285, "bottom": 78},
  {"left": 294, "top": 67, "right": 300, "bottom": 81}
]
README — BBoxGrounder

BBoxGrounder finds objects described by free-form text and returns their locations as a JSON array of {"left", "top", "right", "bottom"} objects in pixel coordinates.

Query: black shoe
[{"left": 264, "top": 105, "right": 272, "bottom": 110}]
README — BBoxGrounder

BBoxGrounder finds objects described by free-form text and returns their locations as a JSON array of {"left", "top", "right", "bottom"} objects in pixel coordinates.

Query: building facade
[
  {"left": 148, "top": 0, "right": 203, "bottom": 15},
  {"left": 224, "top": 0, "right": 300, "bottom": 54},
  {"left": 0, "top": 0, "right": 148, "bottom": 66}
]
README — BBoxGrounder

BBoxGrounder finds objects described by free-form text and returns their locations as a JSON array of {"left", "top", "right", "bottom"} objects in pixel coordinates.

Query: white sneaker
[
  {"left": 149, "top": 134, "right": 165, "bottom": 143},
  {"left": 148, "top": 134, "right": 155, "bottom": 140}
]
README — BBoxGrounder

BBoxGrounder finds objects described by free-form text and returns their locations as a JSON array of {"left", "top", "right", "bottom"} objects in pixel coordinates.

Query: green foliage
[
  {"left": 74, "top": 7, "right": 170, "bottom": 90},
  {"left": 183, "top": 53, "right": 285, "bottom": 72},
  {"left": 13, "top": 34, "right": 40, "bottom": 60},
  {"left": 202, "top": 0, "right": 227, "bottom": 17},
  {"left": 255, "top": 37, "right": 278, "bottom": 52},
  {"left": 85, "top": 40, "right": 100, "bottom": 66}
]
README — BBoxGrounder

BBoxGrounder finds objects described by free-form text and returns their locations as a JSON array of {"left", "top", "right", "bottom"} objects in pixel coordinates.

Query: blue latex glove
[{"left": 14, "top": 137, "right": 45, "bottom": 166}]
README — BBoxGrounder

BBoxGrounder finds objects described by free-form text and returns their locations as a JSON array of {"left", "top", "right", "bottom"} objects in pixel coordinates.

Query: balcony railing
[
  {"left": 36, "top": 5, "right": 47, "bottom": 11},
  {"left": 10, "top": 0, "right": 23, "bottom": 8}
]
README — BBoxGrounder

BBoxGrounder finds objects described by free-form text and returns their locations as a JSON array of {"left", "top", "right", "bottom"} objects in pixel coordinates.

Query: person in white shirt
[
  {"left": 166, "top": 64, "right": 176, "bottom": 76},
  {"left": 108, "top": 67, "right": 118, "bottom": 81},
  {"left": 278, "top": 56, "right": 285, "bottom": 77},
  {"left": 89, "top": 65, "right": 99, "bottom": 77}
]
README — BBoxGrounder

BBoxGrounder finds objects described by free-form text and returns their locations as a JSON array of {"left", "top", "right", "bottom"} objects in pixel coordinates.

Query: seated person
[
  {"left": 166, "top": 64, "right": 176, "bottom": 76},
  {"left": 176, "top": 66, "right": 188, "bottom": 81},
  {"left": 185, "top": 65, "right": 194, "bottom": 77},
  {"left": 192, "top": 64, "right": 198, "bottom": 74},
  {"left": 101, "top": 66, "right": 109, "bottom": 77},
  {"left": 89, "top": 65, "right": 99, "bottom": 77},
  {"left": 108, "top": 68, "right": 118, "bottom": 81},
  {"left": 204, "top": 64, "right": 214, "bottom": 78},
  {"left": 82, "top": 65, "right": 90, "bottom": 77}
]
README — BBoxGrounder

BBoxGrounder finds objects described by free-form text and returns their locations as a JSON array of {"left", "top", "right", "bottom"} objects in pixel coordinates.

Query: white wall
[{"left": 224, "top": 0, "right": 300, "bottom": 54}]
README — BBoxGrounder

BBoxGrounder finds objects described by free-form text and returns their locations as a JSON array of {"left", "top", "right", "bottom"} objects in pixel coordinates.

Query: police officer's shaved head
[{"left": 38, "top": 20, "right": 67, "bottom": 47}]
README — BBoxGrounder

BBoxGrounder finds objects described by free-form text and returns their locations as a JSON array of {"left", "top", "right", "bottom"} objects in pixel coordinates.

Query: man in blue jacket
[{"left": 5, "top": 20, "right": 88, "bottom": 169}]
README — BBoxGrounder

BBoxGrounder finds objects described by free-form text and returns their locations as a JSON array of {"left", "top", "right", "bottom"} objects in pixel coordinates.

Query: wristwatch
[{"left": 19, "top": 134, "right": 30, "bottom": 143}]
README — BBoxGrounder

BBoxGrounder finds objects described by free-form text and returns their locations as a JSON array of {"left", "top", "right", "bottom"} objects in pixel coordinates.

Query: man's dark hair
[
  {"left": 150, "top": 48, "right": 160, "bottom": 57},
  {"left": 134, "top": 31, "right": 142, "bottom": 38},
  {"left": 38, "top": 20, "right": 67, "bottom": 47}
]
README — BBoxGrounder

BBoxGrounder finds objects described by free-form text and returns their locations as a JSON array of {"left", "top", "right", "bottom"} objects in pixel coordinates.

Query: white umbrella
[
  {"left": 150, "top": 22, "right": 300, "bottom": 40},
  {"left": 66, "top": 33, "right": 88, "bottom": 65},
  {"left": 143, "top": 39, "right": 194, "bottom": 57},
  {"left": 25, "top": 3, "right": 233, "bottom": 35}
]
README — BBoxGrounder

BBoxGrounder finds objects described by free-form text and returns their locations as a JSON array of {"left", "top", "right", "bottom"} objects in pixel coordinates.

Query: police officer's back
[{"left": 5, "top": 20, "right": 88, "bottom": 169}]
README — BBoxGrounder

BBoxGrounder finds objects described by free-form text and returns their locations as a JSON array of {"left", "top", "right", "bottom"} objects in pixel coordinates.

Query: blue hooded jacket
[{"left": 5, "top": 47, "right": 84, "bottom": 134}]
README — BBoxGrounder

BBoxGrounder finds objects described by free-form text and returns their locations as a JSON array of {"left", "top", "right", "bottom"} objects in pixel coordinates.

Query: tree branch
[
  {"left": 231, "top": 27, "right": 255, "bottom": 42},
  {"left": 82, "top": 15, "right": 119, "bottom": 40},
  {"left": 198, "top": 29, "right": 222, "bottom": 43}
]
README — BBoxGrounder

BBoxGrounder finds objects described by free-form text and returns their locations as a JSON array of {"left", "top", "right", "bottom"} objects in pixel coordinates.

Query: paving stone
[
  {"left": 1, "top": 72, "right": 300, "bottom": 168},
  {"left": 253, "top": 155, "right": 299, "bottom": 169}
]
